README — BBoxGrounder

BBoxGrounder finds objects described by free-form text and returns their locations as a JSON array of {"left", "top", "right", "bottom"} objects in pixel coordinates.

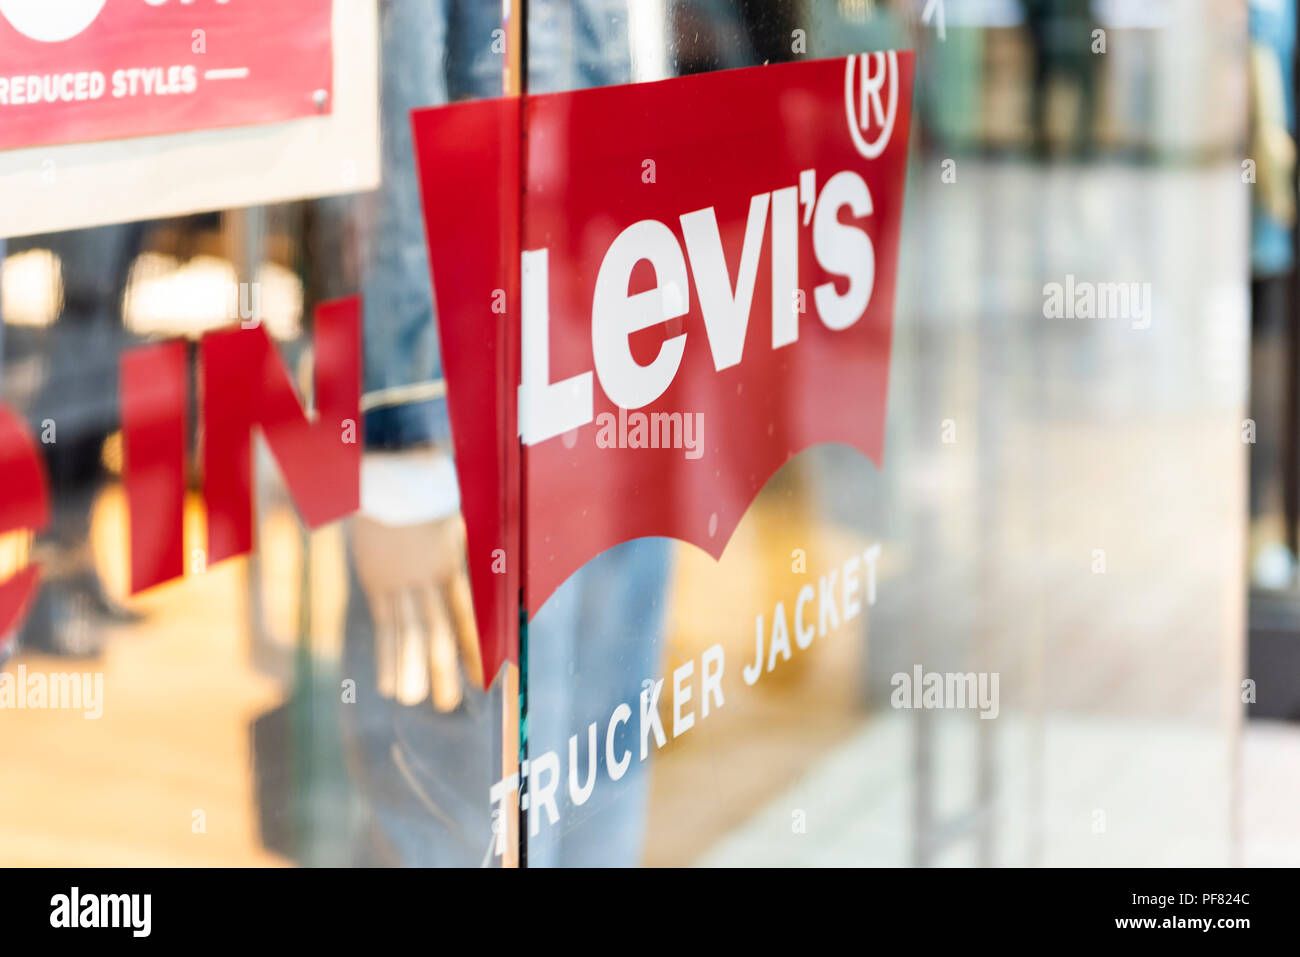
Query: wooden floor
[{"left": 0, "top": 489, "right": 288, "bottom": 867}]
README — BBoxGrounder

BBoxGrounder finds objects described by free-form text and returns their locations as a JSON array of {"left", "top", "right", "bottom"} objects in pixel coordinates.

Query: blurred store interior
[{"left": 1, "top": 0, "right": 1299, "bottom": 866}]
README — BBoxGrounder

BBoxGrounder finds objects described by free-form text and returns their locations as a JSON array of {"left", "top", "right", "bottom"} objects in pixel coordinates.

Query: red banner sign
[
  {"left": 0, "top": 0, "right": 333, "bottom": 151},
  {"left": 414, "top": 53, "right": 915, "bottom": 681}
]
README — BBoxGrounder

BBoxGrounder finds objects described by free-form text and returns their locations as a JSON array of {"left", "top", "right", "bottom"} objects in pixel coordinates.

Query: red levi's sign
[
  {"left": 414, "top": 53, "right": 914, "bottom": 682},
  {"left": 0, "top": 0, "right": 333, "bottom": 151}
]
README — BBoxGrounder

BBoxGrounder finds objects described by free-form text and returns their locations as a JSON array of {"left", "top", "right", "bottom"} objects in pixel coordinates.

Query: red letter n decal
[
  {"left": 201, "top": 297, "right": 362, "bottom": 565},
  {"left": 122, "top": 341, "right": 188, "bottom": 594}
]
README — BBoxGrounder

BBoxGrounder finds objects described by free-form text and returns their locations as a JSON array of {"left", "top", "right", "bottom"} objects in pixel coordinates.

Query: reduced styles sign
[
  {"left": 0, "top": 0, "right": 333, "bottom": 151},
  {"left": 413, "top": 53, "right": 915, "bottom": 681}
]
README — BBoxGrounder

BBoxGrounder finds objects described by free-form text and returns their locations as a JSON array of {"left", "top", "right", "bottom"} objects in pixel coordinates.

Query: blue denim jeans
[
  {"left": 349, "top": 0, "right": 673, "bottom": 867},
  {"left": 522, "top": 0, "right": 673, "bottom": 870}
]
